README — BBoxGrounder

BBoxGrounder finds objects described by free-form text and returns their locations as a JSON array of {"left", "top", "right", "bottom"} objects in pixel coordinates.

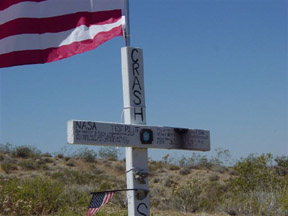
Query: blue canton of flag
[{"left": 86, "top": 192, "right": 115, "bottom": 216}]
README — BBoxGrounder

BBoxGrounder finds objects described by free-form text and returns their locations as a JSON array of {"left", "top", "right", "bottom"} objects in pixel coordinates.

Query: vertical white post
[{"left": 121, "top": 47, "right": 150, "bottom": 216}]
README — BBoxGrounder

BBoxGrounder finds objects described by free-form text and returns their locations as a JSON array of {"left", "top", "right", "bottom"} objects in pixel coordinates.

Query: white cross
[{"left": 67, "top": 47, "right": 210, "bottom": 216}]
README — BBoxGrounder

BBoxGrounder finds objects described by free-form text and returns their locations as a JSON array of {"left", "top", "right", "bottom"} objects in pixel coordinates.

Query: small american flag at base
[{"left": 86, "top": 192, "right": 115, "bottom": 216}]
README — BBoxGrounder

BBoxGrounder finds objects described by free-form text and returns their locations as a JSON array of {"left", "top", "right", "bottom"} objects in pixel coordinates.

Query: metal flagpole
[
  {"left": 90, "top": 189, "right": 149, "bottom": 195},
  {"left": 122, "top": 0, "right": 150, "bottom": 215},
  {"left": 124, "top": 0, "right": 130, "bottom": 47}
]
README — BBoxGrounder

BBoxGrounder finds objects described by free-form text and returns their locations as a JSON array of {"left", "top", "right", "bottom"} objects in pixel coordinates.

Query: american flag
[
  {"left": 0, "top": 0, "right": 125, "bottom": 68},
  {"left": 86, "top": 192, "right": 115, "bottom": 216}
]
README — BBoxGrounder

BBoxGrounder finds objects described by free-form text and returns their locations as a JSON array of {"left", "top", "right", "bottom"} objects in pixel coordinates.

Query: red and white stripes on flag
[
  {"left": 86, "top": 192, "right": 115, "bottom": 216},
  {"left": 0, "top": 0, "right": 125, "bottom": 68}
]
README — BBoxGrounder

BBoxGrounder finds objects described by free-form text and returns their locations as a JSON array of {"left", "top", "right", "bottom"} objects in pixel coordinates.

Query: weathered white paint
[
  {"left": 67, "top": 120, "right": 210, "bottom": 151},
  {"left": 121, "top": 47, "right": 146, "bottom": 123},
  {"left": 121, "top": 47, "right": 150, "bottom": 216}
]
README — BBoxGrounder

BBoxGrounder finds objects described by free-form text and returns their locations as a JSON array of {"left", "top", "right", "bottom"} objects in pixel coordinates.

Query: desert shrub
[
  {"left": 51, "top": 169, "right": 96, "bottom": 185},
  {"left": 161, "top": 154, "right": 170, "bottom": 164},
  {"left": 170, "top": 179, "right": 202, "bottom": 212},
  {"left": 276, "top": 166, "right": 288, "bottom": 176},
  {"left": 198, "top": 156, "right": 213, "bottom": 169},
  {"left": 114, "top": 164, "right": 125, "bottom": 173},
  {"left": 220, "top": 189, "right": 287, "bottom": 216},
  {"left": 0, "top": 174, "right": 124, "bottom": 215},
  {"left": 278, "top": 182, "right": 288, "bottom": 212},
  {"left": 89, "top": 165, "right": 104, "bottom": 175},
  {"left": 57, "top": 184, "right": 91, "bottom": 215},
  {"left": 179, "top": 167, "right": 190, "bottom": 175},
  {"left": 177, "top": 155, "right": 190, "bottom": 167},
  {"left": 175, "top": 154, "right": 213, "bottom": 169},
  {"left": 98, "top": 147, "right": 120, "bottom": 160},
  {"left": 177, "top": 154, "right": 203, "bottom": 168},
  {"left": 73, "top": 147, "right": 97, "bottom": 162},
  {"left": 0, "top": 142, "right": 12, "bottom": 154},
  {"left": 0, "top": 177, "right": 67, "bottom": 215},
  {"left": 11, "top": 145, "right": 41, "bottom": 158},
  {"left": 17, "top": 158, "right": 49, "bottom": 171},
  {"left": 64, "top": 157, "right": 71, "bottom": 161},
  {"left": 212, "top": 165, "right": 227, "bottom": 174},
  {"left": 209, "top": 173, "right": 219, "bottom": 182},
  {"left": 42, "top": 157, "right": 54, "bottom": 163},
  {"left": 168, "top": 149, "right": 232, "bottom": 171},
  {"left": 1, "top": 162, "right": 18, "bottom": 173},
  {"left": 274, "top": 155, "right": 288, "bottom": 176},
  {"left": 19, "top": 159, "right": 39, "bottom": 170},
  {"left": 224, "top": 153, "right": 288, "bottom": 215},
  {"left": 228, "top": 153, "right": 277, "bottom": 193},
  {"left": 103, "top": 160, "right": 112, "bottom": 168},
  {"left": 66, "top": 159, "right": 76, "bottom": 167},
  {"left": 51, "top": 168, "right": 125, "bottom": 190},
  {"left": 153, "top": 178, "right": 160, "bottom": 183},
  {"left": 164, "top": 176, "right": 174, "bottom": 187},
  {"left": 210, "top": 148, "right": 232, "bottom": 166},
  {"left": 57, "top": 153, "right": 64, "bottom": 159},
  {"left": 275, "top": 155, "right": 288, "bottom": 168},
  {"left": 200, "top": 182, "right": 227, "bottom": 211},
  {"left": 149, "top": 161, "right": 166, "bottom": 176},
  {"left": 228, "top": 168, "right": 238, "bottom": 176},
  {"left": 42, "top": 152, "right": 52, "bottom": 157},
  {"left": 150, "top": 186, "right": 167, "bottom": 209},
  {"left": 168, "top": 164, "right": 180, "bottom": 170}
]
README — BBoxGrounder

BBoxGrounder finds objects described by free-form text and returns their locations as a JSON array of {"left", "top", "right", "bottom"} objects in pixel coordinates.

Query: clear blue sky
[{"left": 0, "top": 0, "right": 287, "bottom": 161}]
